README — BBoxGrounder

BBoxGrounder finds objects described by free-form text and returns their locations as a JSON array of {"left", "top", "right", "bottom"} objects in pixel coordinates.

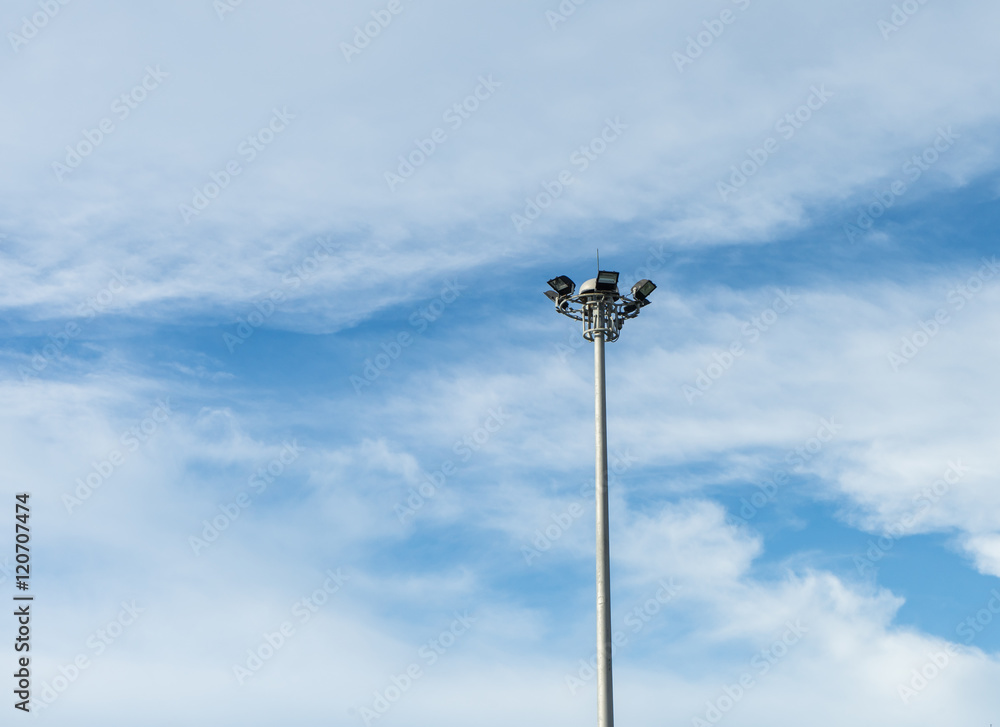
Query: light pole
[{"left": 545, "top": 270, "right": 657, "bottom": 727}]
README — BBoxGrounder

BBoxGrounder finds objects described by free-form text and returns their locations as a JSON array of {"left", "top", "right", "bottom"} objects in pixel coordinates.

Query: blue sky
[{"left": 2, "top": 0, "right": 1000, "bottom": 725}]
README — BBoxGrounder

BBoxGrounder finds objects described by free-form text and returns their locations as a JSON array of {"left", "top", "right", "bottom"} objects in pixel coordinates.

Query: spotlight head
[
  {"left": 595, "top": 270, "right": 620, "bottom": 292},
  {"left": 544, "top": 290, "right": 559, "bottom": 302},
  {"left": 632, "top": 279, "right": 656, "bottom": 303},
  {"left": 547, "top": 275, "right": 575, "bottom": 297}
]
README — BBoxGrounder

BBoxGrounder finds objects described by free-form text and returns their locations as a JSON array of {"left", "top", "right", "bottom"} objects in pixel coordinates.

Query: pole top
[{"left": 544, "top": 269, "right": 656, "bottom": 342}]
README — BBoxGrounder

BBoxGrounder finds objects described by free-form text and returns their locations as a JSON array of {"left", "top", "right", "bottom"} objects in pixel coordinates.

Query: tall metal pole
[
  {"left": 594, "top": 300, "right": 614, "bottom": 727},
  {"left": 546, "top": 270, "right": 656, "bottom": 727}
]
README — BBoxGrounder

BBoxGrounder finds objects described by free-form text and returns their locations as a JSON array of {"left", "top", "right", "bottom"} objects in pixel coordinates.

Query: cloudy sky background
[{"left": 2, "top": 0, "right": 1000, "bottom": 724}]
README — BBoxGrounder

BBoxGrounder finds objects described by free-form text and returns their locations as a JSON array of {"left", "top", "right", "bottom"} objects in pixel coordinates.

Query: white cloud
[
  {"left": 964, "top": 534, "right": 1000, "bottom": 578},
  {"left": 4, "top": 1, "right": 1000, "bottom": 724},
  {"left": 2, "top": 1, "right": 1000, "bottom": 316}
]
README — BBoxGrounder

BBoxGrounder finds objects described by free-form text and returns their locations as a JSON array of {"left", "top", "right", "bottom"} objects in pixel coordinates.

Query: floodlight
[
  {"left": 595, "top": 270, "right": 619, "bottom": 292},
  {"left": 632, "top": 279, "right": 656, "bottom": 302},
  {"left": 544, "top": 290, "right": 559, "bottom": 302},
  {"left": 547, "top": 275, "right": 575, "bottom": 296}
]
